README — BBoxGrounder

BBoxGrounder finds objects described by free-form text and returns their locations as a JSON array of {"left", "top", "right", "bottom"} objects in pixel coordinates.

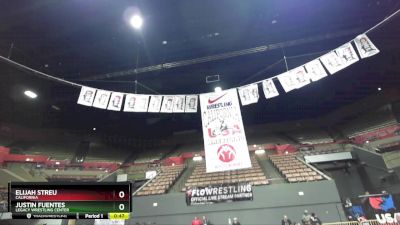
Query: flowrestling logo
[{"left": 217, "top": 144, "right": 236, "bottom": 163}]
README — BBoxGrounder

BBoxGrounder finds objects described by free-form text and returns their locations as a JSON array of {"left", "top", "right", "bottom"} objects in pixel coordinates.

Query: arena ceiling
[{"left": 0, "top": 0, "right": 400, "bottom": 137}]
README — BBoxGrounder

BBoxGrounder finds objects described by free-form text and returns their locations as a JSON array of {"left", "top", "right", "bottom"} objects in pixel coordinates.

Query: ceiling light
[
  {"left": 130, "top": 15, "right": 143, "bottom": 29},
  {"left": 253, "top": 144, "right": 257, "bottom": 147},
  {"left": 93, "top": 128, "right": 96, "bottom": 131},
  {"left": 193, "top": 156, "right": 203, "bottom": 161},
  {"left": 24, "top": 90, "right": 37, "bottom": 99},
  {"left": 378, "top": 87, "right": 382, "bottom": 91},
  {"left": 162, "top": 40, "right": 167, "bottom": 45},
  {"left": 214, "top": 87, "right": 222, "bottom": 93},
  {"left": 255, "top": 149, "right": 265, "bottom": 155}
]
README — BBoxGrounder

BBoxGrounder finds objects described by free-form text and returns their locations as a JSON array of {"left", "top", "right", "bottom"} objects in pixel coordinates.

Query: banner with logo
[
  {"left": 354, "top": 34, "right": 380, "bottom": 59},
  {"left": 107, "top": 92, "right": 124, "bottom": 111},
  {"left": 185, "top": 182, "right": 253, "bottom": 206},
  {"left": 238, "top": 83, "right": 259, "bottom": 106},
  {"left": 262, "top": 79, "right": 279, "bottom": 99},
  {"left": 199, "top": 89, "right": 252, "bottom": 173},
  {"left": 77, "top": 86, "right": 97, "bottom": 106},
  {"left": 185, "top": 95, "right": 198, "bottom": 113},
  {"left": 93, "top": 89, "right": 111, "bottom": 109}
]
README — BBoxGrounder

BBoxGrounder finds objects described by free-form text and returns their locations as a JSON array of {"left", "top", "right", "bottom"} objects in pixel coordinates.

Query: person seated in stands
[
  {"left": 192, "top": 216, "right": 203, "bottom": 225},
  {"left": 302, "top": 210, "right": 312, "bottom": 225},
  {"left": 310, "top": 213, "right": 322, "bottom": 225},
  {"left": 281, "top": 215, "right": 292, "bottom": 225},
  {"left": 203, "top": 216, "right": 211, "bottom": 225},
  {"left": 232, "top": 217, "right": 241, "bottom": 225}
]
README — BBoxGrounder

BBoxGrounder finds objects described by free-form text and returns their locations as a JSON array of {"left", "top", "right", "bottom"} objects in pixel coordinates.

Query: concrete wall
[{"left": 130, "top": 180, "right": 345, "bottom": 225}]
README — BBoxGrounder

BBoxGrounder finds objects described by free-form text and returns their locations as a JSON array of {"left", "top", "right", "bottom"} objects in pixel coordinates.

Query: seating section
[
  {"left": 183, "top": 157, "right": 268, "bottom": 191},
  {"left": 269, "top": 154, "right": 324, "bottom": 183},
  {"left": 136, "top": 165, "right": 185, "bottom": 196},
  {"left": 0, "top": 185, "right": 7, "bottom": 212}
]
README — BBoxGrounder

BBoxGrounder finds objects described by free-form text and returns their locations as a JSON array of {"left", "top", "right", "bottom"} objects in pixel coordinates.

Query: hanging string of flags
[{"left": 77, "top": 34, "right": 380, "bottom": 113}]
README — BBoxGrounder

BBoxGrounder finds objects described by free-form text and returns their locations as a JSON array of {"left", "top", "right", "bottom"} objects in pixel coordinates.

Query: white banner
[
  {"left": 238, "top": 83, "right": 259, "bottom": 106},
  {"left": 185, "top": 95, "right": 198, "bottom": 113},
  {"left": 304, "top": 59, "right": 328, "bottom": 82},
  {"left": 290, "top": 66, "right": 310, "bottom": 89},
  {"left": 77, "top": 86, "right": 96, "bottom": 106},
  {"left": 107, "top": 92, "right": 124, "bottom": 111},
  {"left": 320, "top": 51, "right": 346, "bottom": 74},
  {"left": 148, "top": 95, "right": 163, "bottom": 113},
  {"left": 354, "top": 34, "right": 379, "bottom": 58},
  {"left": 200, "top": 89, "right": 251, "bottom": 173},
  {"left": 336, "top": 42, "right": 359, "bottom": 68},
  {"left": 277, "top": 72, "right": 297, "bottom": 93},
  {"left": 93, "top": 89, "right": 111, "bottom": 109},
  {"left": 123, "top": 94, "right": 149, "bottom": 112},
  {"left": 173, "top": 95, "right": 186, "bottom": 113},
  {"left": 160, "top": 96, "right": 174, "bottom": 113},
  {"left": 262, "top": 79, "right": 279, "bottom": 99}
]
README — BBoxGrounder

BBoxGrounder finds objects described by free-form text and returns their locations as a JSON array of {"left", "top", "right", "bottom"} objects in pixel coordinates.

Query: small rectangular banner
[
  {"left": 107, "top": 92, "right": 124, "bottom": 111},
  {"left": 92, "top": 89, "right": 111, "bottom": 109},
  {"left": 185, "top": 95, "right": 198, "bottom": 113},
  {"left": 173, "top": 95, "right": 186, "bottom": 113},
  {"left": 185, "top": 183, "right": 253, "bottom": 206},
  {"left": 320, "top": 51, "right": 346, "bottom": 74},
  {"left": 354, "top": 34, "right": 380, "bottom": 58},
  {"left": 304, "top": 59, "right": 328, "bottom": 82},
  {"left": 290, "top": 66, "right": 310, "bottom": 89},
  {"left": 160, "top": 96, "right": 174, "bottom": 113},
  {"left": 238, "top": 83, "right": 259, "bottom": 106},
  {"left": 77, "top": 86, "right": 97, "bottom": 106},
  {"left": 336, "top": 42, "right": 359, "bottom": 68},
  {"left": 277, "top": 72, "right": 297, "bottom": 93},
  {"left": 199, "top": 89, "right": 251, "bottom": 173},
  {"left": 123, "top": 94, "right": 149, "bottom": 112},
  {"left": 262, "top": 79, "right": 279, "bottom": 99},
  {"left": 148, "top": 95, "right": 163, "bottom": 113}
]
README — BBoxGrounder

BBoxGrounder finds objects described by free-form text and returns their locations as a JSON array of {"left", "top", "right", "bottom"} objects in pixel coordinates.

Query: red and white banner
[{"left": 200, "top": 89, "right": 252, "bottom": 173}]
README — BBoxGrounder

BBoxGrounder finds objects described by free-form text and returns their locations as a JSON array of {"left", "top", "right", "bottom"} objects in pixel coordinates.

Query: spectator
[
  {"left": 232, "top": 217, "right": 241, "bottom": 225},
  {"left": 310, "top": 213, "right": 322, "bottom": 225},
  {"left": 203, "top": 216, "right": 211, "bottom": 225},
  {"left": 302, "top": 210, "right": 311, "bottom": 225},
  {"left": 192, "top": 216, "right": 203, "bottom": 225},
  {"left": 281, "top": 215, "right": 292, "bottom": 225}
]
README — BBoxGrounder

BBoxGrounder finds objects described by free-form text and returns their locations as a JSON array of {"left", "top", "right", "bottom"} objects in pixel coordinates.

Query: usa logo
[{"left": 217, "top": 144, "right": 236, "bottom": 163}]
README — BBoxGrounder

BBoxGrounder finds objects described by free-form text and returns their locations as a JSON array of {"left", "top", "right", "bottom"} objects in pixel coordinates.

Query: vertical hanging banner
[
  {"left": 304, "top": 59, "right": 328, "bottom": 82},
  {"left": 336, "top": 42, "right": 359, "bottom": 68},
  {"left": 123, "top": 94, "right": 149, "bottom": 112},
  {"left": 173, "top": 95, "right": 186, "bottom": 113},
  {"left": 290, "top": 66, "right": 310, "bottom": 89},
  {"left": 185, "top": 95, "right": 198, "bottom": 113},
  {"left": 160, "top": 96, "right": 174, "bottom": 113},
  {"left": 107, "top": 92, "right": 124, "bottom": 111},
  {"left": 148, "top": 95, "right": 163, "bottom": 113},
  {"left": 354, "top": 34, "right": 380, "bottom": 58},
  {"left": 200, "top": 89, "right": 252, "bottom": 173},
  {"left": 77, "top": 86, "right": 97, "bottom": 106},
  {"left": 262, "top": 79, "right": 279, "bottom": 99},
  {"left": 320, "top": 51, "right": 346, "bottom": 74},
  {"left": 92, "top": 89, "right": 111, "bottom": 109},
  {"left": 277, "top": 72, "right": 297, "bottom": 93},
  {"left": 238, "top": 83, "right": 259, "bottom": 106}
]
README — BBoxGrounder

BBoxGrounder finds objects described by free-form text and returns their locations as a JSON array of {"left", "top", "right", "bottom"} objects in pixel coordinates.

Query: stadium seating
[
  {"left": 183, "top": 157, "right": 269, "bottom": 191},
  {"left": 136, "top": 165, "right": 185, "bottom": 196},
  {"left": 269, "top": 154, "right": 324, "bottom": 183}
]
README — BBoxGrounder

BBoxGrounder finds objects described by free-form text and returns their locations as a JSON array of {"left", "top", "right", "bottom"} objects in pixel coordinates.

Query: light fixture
[
  {"left": 255, "top": 149, "right": 266, "bottom": 155},
  {"left": 253, "top": 144, "right": 257, "bottom": 147},
  {"left": 55, "top": 169, "right": 59, "bottom": 172},
  {"left": 93, "top": 128, "right": 96, "bottom": 131},
  {"left": 55, "top": 162, "right": 60, "bottom": 165},
  {"left": 193, "top": 156, "right": 203, "bottom": 161},
  {"left": 214, "top": 87, "right": 222, "bottom": 93},
  {"left": 365, "top": 140, "right": 370, "bottom": 144},
  {"left": 378, "top": 87, "right": 382, "bottom": 91},
  {"left": 24, "top": 90, "right": 37, "bottom": 99},
  {"left": 162, "top": 40, "right": 167, "bottom": 45},
  {"left": 130, "top": 15, "right": 143, "bottom": 29}
]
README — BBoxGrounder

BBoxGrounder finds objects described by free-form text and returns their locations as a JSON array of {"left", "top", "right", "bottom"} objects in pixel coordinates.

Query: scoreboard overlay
[{"left": 8, "top": 182, "right": 131, "bottom": 219}]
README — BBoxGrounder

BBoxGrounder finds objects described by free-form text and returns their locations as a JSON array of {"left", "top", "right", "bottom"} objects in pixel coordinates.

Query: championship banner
[
  {"left": 277, "top": 72, "right": 297, "bottom": 93},
  {"left": 93, "top": 89, "right": 111, "bottom": 109},
  {"left": 238, "top": 83, "right": 259, "bottom": 106},
  {"left": 185, "top": 95, "right": 198, "bottom": 113},
  {"left": 123, "top": 94, "right": 149, "bottom": 112},
  {"left": 262, "top": 79, "right": 279, "bottom": 99},
  {"left": 107, "top": 92, "right": 124, "bottom": 111},
  {"left": 148, "top": 95, "right": 163, "bottom": 113},
  {"left": 290, "top": 66, "right": 310, "bottom": 89},
  {"left": 199, "top": 89, "right": 252, "bottom": 173},
  {"left": 354, "top": 34, "right": 380, "bottom": 58},
  {"left": 160, "top": 96, "right": 174, "bottom": 113},
  {"left": 185, "top": 183, "right": 253, "bottom": 206},
  {"left": 77, "top": 86, "right": 97, "bottom": 107},
  {"left": 320, "top": 51, "right": 346, "bottom": 74},
  {"left": 304, "top": 59, "right": 328, "bottom": 82},
  {"left": 173, "top": 95, "right": 186, "bottom": 113},
  {"left": 336, "top": 42, "right": 359, "bottom": 68}
]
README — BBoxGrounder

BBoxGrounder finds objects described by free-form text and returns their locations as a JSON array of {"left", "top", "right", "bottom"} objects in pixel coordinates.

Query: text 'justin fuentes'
[{"left": 15, "top": 190, "right": 57, "bottom": 195}]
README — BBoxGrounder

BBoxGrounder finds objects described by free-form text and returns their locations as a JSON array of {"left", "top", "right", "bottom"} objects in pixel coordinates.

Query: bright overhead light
[
  {"left": 255, "top": 149, "right": 266, "bottom": 155},
  {"left": 377, "top": 87, "right": 382, "bottom": 91},
  {"left": 215, "top": 87, "right": 222, "bottom": 93},
  {"left": 193, "top": 156, "right": 203, "bottom": 161},
  {"left": 162, "top": 40, "right": 167, "bottom": 45},
  {"left": 24, "top": 90, "right": 37, "bottom": 99},
  {"left": 93, "top": 128, "right": 96, "bottom": 131},
  {"left": 130, "top": 15, "right": 143, "bottom": 29}
]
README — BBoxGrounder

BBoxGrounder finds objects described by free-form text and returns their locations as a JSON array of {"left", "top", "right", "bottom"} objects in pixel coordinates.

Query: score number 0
[{"left": 118, "top": 191, "right": 125, "bottom": 211}]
